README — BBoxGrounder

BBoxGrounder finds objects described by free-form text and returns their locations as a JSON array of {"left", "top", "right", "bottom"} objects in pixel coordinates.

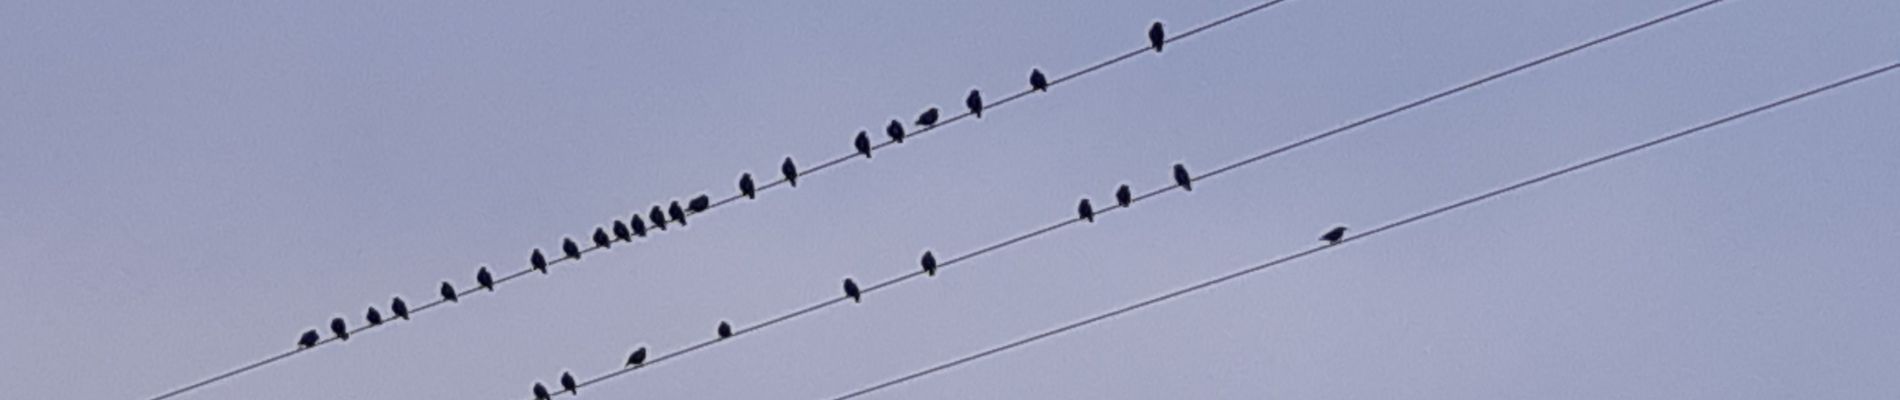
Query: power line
[
  {"left": 828, "top": 60, "right": 1900, "bottom": 400},
  {"left": 526, "top": 1, "right": 1726, "bottom": 397}
]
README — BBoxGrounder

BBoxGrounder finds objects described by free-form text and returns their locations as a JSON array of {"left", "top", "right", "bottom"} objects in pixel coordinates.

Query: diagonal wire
[{"left": 828, "top": 60, "right": 1900, "bottom": 400}]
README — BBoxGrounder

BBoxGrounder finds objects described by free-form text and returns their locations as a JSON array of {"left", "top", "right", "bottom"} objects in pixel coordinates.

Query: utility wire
[
  {"left": 526, "top": 1, "right": 1729, "bottom": 397},
  {"left": 829, "top": 60, "right": 1900, "bottom": 400}
]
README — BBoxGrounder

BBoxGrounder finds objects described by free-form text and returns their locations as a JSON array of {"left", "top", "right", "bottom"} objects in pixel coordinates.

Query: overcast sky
[{"left": 5, "top": 0, "right": 1899, "bottom": 399}]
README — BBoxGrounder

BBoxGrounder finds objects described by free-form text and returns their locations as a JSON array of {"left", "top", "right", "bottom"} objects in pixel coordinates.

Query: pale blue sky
[{"left": 4, "top": 1, "right": 1898, "bottom": 399}]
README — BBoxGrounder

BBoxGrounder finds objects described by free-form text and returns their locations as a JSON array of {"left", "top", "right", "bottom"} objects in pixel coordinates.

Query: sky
[{"left": 4, "top": 0, "right": 1899, "bottom": 399}]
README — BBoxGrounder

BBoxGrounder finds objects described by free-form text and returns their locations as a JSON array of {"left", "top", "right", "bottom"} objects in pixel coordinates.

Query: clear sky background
[{"left": 4, "top": 1, "right": 1899, "bottom": 399}]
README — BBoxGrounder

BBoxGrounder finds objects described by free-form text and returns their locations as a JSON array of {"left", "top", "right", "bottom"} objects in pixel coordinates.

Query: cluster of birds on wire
[{"left": 277, "top": 21, "right": 1352, "bottom": 399}]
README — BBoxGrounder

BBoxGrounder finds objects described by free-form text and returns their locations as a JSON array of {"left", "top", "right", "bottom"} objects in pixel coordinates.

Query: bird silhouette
[
  {"left": 561, "top": 371, "right": 578, "bottom": 394},
  {"left": 668, "top": 200, "right": 687, "bottom": 226},
  {"left": 630, "top": 214, "right": 649, "bottom": 237},
  {"left": 1321, "top": 226, "right": 1348, "bottom": 245},
  {"left": 739, "top": 172, "right": 757, "bottom": 199},
  {"left": 532, "top": 382, "right": 551, "bottom": 400},
  {"left": 297, "top": 330, "right": 319, "bottom": 349},
  {"left": 1078, "top": 198, "right": 1095, "bottom": 222},
  {"left": 689, "top": 194, "right": 711, "bottom": 213},
  {"left": 612, "top": 221, "right": 631, "bottom": 242},
  {"left": 781, "top": 157, "right": 799, "bottom": 187},
  {"left": 391, "top": 297, "right": 410, "bottom": 320},
  {"left": 921, "top": 251, "right": 939, "bottom": 276},
  {"left": 1030, "top": 68, "right": 1049, "bottom": 91},
  {"left": 330, "top": 317, "right": 349, "bottom": 341},
  {"left": 593, "top": 227, "right": 611, "bottom": 249},
  {"left": 966, "top": 89, "right": 984, "bottom": 118},
  {"left": 650, "top": 206, "right": 669, "bottom": 231},
  {"left": 915, "top": 107, "right": 939, "bottom": 127},
  {"left": 1149, "top": 21, "right": 1166, "bottom": 52},
  {"left": 718, "top": 321, "right": 734, "bottom": 339},
  {"left": 855, "top": 131, "right": 873, "bottom": 158},
  {"left": 1116, "top": 184, "right": 1133, "bottom": 208},
  {"left": 626, "top": 347, "right": 648, "bottom": 367},
  {"left": 1173, "top": 163, "right": 1193, "bottom": 191},
  {"left": 843, "top": 278, "right": 861, "bottom": 303},
  {"left": 366, "top": 307, "right": 384, "bottom": 326},
  {"left": 476, "top": 266, "right": 494, "bottom": 291},
  {"left": 562, "top": 238, "right": 581, "bottom": 260},
  {"left": 440, "top": 281, "right": 459, "bottom": 303},
  {"left": 886, "top": 120, "right": 906, "bottom": 143},
  {"left": 531, "top": 249, "right": 549, "bottom": 274}
]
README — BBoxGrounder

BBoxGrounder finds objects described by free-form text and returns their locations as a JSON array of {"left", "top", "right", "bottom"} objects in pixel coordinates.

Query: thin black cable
[{"left": 829, "top": 60, "right": 1900, "bottom": 400}]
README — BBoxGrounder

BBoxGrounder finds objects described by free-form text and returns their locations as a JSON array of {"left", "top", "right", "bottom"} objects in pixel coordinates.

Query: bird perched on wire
[
  {"left": 781, "top": 157, "right": 800, "bottom": 187},
  {"left": 625, "top": 347, "right": 648, "bottom": 367},
  {"left": 668, "top": 200, "right": 687, "bottom": 226},
  {"left": 612, "top": 221, "right": 631, "bottom": 242},
  {"left": 365, "top": 307, "right": 383, "bottom": 326},
  {"left": 1077, "top": 198, "right": 1095, "bottom": 222},
  {"left": 843, "top": 278, "right": 861, "bottom": 303},
  {"left": 886, "top": 120, "right": 906, "bottom": 143},
  {"left": 562, "top": 237, "right": 582, "bottom": 260},
  {"left": 966, "top": 89, "right": 984, "bottom": 118},
  {"left": 1321, "top": 226, "right": 1348, "bottom": 245},
  {"left": 689, "top": 194, "right": 711, "bottom": 213},
  {"left": 915, "top": 107, "right": 939, "bottom": 127},
  {"left": 1116, "top": 184, "right": 1133, "bottom": 208},
  {"left": 440, "top": 281, "right": 459, "bottom": 303},
  {"left": 560, "top": 371, "right": 578, "bottom": 395},
  {"left": 531, "top": 249, "right": 549, "bottom": 273},
  {"left": 1173, "top": 163, "right": 1193, "bottom": 191},
  {"left": 717, "top": 321, "right": 734, "bottom": 339},
  {"left": 738, "top": 172, "right": 758, "bottom": 200},
  {"left": 391, "top": 297, "right": 410, "bottom": 320},
  {"left": 476, "top": 266, "right": 494, "bottom": 291},
  {"left": 1030, "top": 68, "right": 1049, "bottom": 92},
  {"left": 532, "top": 382, "right": 551, "bottom": 400},
  {"left": 854, "top": 131, "right": 873, "bottom": 158},
  {"left": 650, "top": 206, "right": 668, "bottom": 231},
  {"left": 629, "top": 213, "right": 649, "bottom": 237},
  {"left": 330, "top": 317, "right": 349, "bottom": 341},
  {"left": 1149, "top": 21, "right": 1166, "bottom": 52},
  {"left": 297, "top": 329, "right": 319, "bottom": 349},
  {"left": 921, "top": 251, "right": 939, "bottom": 276},
  {"left": 593, "top": 227, "right": 612, "bottom": 249}
]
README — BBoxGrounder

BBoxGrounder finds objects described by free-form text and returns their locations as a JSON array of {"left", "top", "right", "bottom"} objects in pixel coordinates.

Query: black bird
[
  {"left": 1030, "top": 68, "right": 1049, "bottom": 91},
  {"left": 532, "top": 382, "right": 551, "bottom": 400},
  {"left": 1173, "top": 163, "right": 1193, "bottom": 191},
  {"left": 366, "top": 307, "right": 384, "bottom": 326},
  {"left": 1149, "top": 21, "right": 1166, "bottom": 52},
  {"left": 330, "top": 317, "right": 349, "bottom": 341},
  {"left": 562, "top": 237, "right": 582, "bottom": 260},
  {"left": 593, "top": 227, "right": 611, "bottom": 249},
  {"left": 298, "top": 329, "right": 320, "bottom": 349},
  {"left": 1116, "top": 184, "right": 1133, "bottom": 208},
  {"left": 476, "top": 266, "right": 494, "bottom": 291},
  {"left": 921, "top": 251, "right": 939, "bottom": 276},
  {"left": 650, "top": 206, "right": 669, "bottom": 231},
  {"left": 915, "top": 107, "right": 939, "bottom": 127},
  {"left": 886, "top": 120, "right": 906, "bottom": 143},
  {"left": 843, "top": 278, "right": 861, "bottom": 303},
  {"left": 391, "top": 297, "right": 410, "bottom": 320},
  {"left": 531, "top": 249, "right": 549, "bottom": 274},
  {"left": 854, "top": 130, "right": 872, "bottom": 158},
  {"left": 717, "top": 321, "right": 734, "bottom": 338},
  {"left": 612, "top": 220, "right": 631, "bottom": 242},
  {"left": 668, "top": 200, "right": 687, "bottom": 226},
  {"left": 738, "top": 172, "right": 757, "bottom": 199},
  {"left": 560, "top": 371, "right": 578, "bottom": 394},
  {"left": 1321, "top": 226, "right": 1348, "bottom": 245},
  {"left": 630, "top": 213, "right": 649, "bottom": 237},
  {"left": 966, "top": 89, "right": 984, "bottom": 118},
  {"left": 626, "top": 347, "right": 648, "bottom": 367},
  {"left": 689, "top": 194, "right": 711, "bottom": 213},
  {"left": 781, "top": 157, "right": 799, "bottom": 187},
  {"left": 440, "top": 281, "right": 459, "bottom": 303},
  {"left": 1078, "top": 198, "right": 1095, "bottom": 222}
]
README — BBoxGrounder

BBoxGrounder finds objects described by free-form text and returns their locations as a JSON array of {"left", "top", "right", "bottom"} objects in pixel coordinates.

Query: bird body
[
  {"left": 966, "top": 89, "right": 984, "bottom": 118},
  {"left": 668, "top": 201, "right": 687, "bottom": 226},
  {"left": 718, "top": 321, "right": 733, "bottom": 338},
  {"left": 689, "top": 194, "right": 711, "bottom": 213},
  {"left": 886, "top": 120, "right": 906, "bottom": 143},
  {"left": 533, "top": 383, "right": 551, "bottom": 400},
  {"left": 1149, "top": 22, "right": 1166, "bottom": 52},
  {"left": 1321, "top": 226, "right": 1348, "bottom": 244},
  {"left": 626, "top": 347, "right": 648, "bottom": 367},
  {"left": 561, "top": 372, "right": 578, "bottom": 394},
  {"left": 630, "top": 214, "right": 649, "bottom": 237},
  {"left": 593, "top": 227, "right": 611, "bottom": 249},
  {"left": 562, "top": 238, "right": 581, "bottom": 260},
  {"left": 330, "top": 318, "right": 349, "bottom": 341},
  {"left": 921, "top": 251, "right": 939, "bottom": 276},
  {"left": 366, "top": 307, "right": 384, "bottom": 325},
  {"left": 855, "top": 131, "right": 872, "bottom": 158},
  {"left": 915, "top": 107, "right": 939, "bottom": 127},
  {"left": 739, "top": 173, "right": 757, "bottom": 199},
  {"left": 1078, "top": 198, "right": 1095, "bottom": 222},
  {"left": 531, "top": 249, "right": 549, "bottom": 273},
  {"left": 781, "top": 157, "right": 799, "bottom": 187},
  {"left": 613, "top": 221, "right": 631, "bottom": 242},
  {"left": 477, "top": 267, "right": 495, "bottom": 291},
  {"left": 298, "top": 330, "right": 319, "bottom": 349},
  {"left": 1116, "top": 184, "right": 1133, "bottom": 208},
  {"left": 440, "top": 281, "right": 459, "bottom": 302},
  {"left": 650, "top": 207, "right": 668, "bottom": 231},
  {"left": 391, "top": 297, "right": 410, "bottom": 320},
  {"left": 1173, "top": 164, "right": 1193, "bottom": 191},
  {"left": 1030, "top": 69, "right": 1049, "bottom": 91},
  {"left": 844, "top": 278, "right": 861, "bottom": 303}
]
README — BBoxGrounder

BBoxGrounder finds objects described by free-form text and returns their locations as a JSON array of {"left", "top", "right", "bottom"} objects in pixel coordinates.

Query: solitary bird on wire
[
  {"left": 532, "top": 249, "right": 551, "bottom": 273},
  {"left": 1078, "top": 198, "right": 1095, "bottom": 222},
  {"left": 966, "top": 89, "right": 984, "bottom": 118},
  {"left": 626, "top": 347, "right": 648, "bottom": 367},
  {"left": 921, "top": 251, "right": 939, "bottom": 276},
  {"left": 562, "top": 238, "right": 582, "bottom": 260},
  {"left": 561, "top": 371, "right": 578, "bottom": 394},
  {"left": 843, "top": 278, "right": 861, "bottom": 303},
  {"left": 1149, "top": 21, "right": 1166, "bottom": 52},
  {"left": 593, "top": 227, "right": 612, "bottom": 249},
  {"left": 738, "top": 172, "right": 757, "bottom": 199},
  {"left": 650, "top": 206, "right": 669, "bottom": 231},
  {"left": 1321, "top": 226, "right": 1348, "bottom": 245},
  {"left": 330, "top": 317, "right": 349, "bottom": 341},
  {"left": 915, "top": 107, "right": 940, "bottom": 127},
  {"left": 855, "top": 131, "right": 873, "bottom": 158},
  {"left": 1030, "top": 68, "right": 1049, "bottom": 92},
  {"left": 440, "top": 281, "right": 459, "bottom": 303},
  {"left": 365, "top": 307, "right": 383, "bottom": 326},
  {"left": 1116, "top": 184, "right": 1133, "bottom": 208},
  {"left": 1173, "top": 163, "right": 1193, "bottom": 191},
  {"left": 476, "top": 266, "right": 494, "bottom": 291},
  {"left": 886, "top": 120, "right": 906, "bottom": 143},
  {"left": 718, "top": 321, "right": 734, "bottom": 339},
  {"left": 630, "top": 213, "right": 649, "bottom": 237},
  {"left": 781, "top": 157, "right": 800, "bottom": 187},
  {"left": 532, "top": 382, "right": 551, "bottom": 400},
  {"left": 391, "top": 297, "right": 410, "bottom": 320},
  {"left": 689, "top": 194, "right": 711, "bottom": 213},
  {"left": 297, "top": 329, "right": 319, "bottom": 349},
  {"left": 668, "top": 200, "right": 687, "bottom": 226},
  {"left": 613, "top": 221, "right": 631, "bottom": 242}
]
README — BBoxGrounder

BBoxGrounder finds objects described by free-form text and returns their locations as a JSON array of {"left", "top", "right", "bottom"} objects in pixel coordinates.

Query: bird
[
  {"left": 1321, "top": 226, "right": 1348, "bottom": 245},
  {"left": 562, "top": 237, "right": 581, "bottom": 260},
  {"left": 592, "top": 227, "right": 612, "bottom": 249},
  {"left": 966, "top": 89, "right": 984, "bottom": 118},
  {"left": 781, "top": 157, "right": 799, "bottom": 187},
  {"left": 921, "top": 251, "right": 939, "bottom": 276},
  {"left": 738, "top": 172, "right": 757, "bottom": 199},
  {"left": 650, "top": 206, "right": 669, "bottom": 231},
  {"left": 612, "top": 220, "right": 631, "bottom": 242},
  {"left": 886, "top": 120, "right": 906, "bottom": 143},
  {"left": 1030, "top": 68, "right": 1049, "bottom": 91},
  {"left": 689, "top": 194, "right": 711, "bottom": 213},
  {"left": 330, "top": 317, "right": 349, "bottom": 341},
  {"left": 440, "top": 281, "right": 459, "bottom": 303},
  {"left": 1116, "top": 184, "right": 1133, "bottom": 208},
  {"left": 391, "top": 297, "right": 410, "bottom": 320},
  {"left": 626, "top": 347, "right": 648, "bottom": 367},
  {"left": 298, "top": 329, "right": 320, "bottom": 349},
  {"left": 629, "top": 213, "right": 649, "bottom": 237},
  {"left": 915, "top": 107, "right": 939, "bottom": 127},
  {"left": 366, "top": 307, "right": 383, "bottom": 326},
  {"left": 1149, "top": 21, "right": 1166, "bottom": 52},
  {"left": 843, "top": 278, "right": 861, "bottom": 303},
  {"left": 854, "top": 131, "right": 873, "bottom": 158},
  {"left": 717, "top": 321, "right": 734, "bottom": 339},
  {"left": 532, "top": 382, "right": 551, "bottom": 400},
  {"left": 1173, "top": 163, "right": 1193, "bottom": 191},
  {"left": 560, "top": 371, "right": 578, "bottom": 394},
  {"left": 1078, "top": 198, "right": 1095, "bottom": 222},
  {"left": 476, "top": 266, "right": 495, "bottom": 291},
  {"left": 668, "top": 200, "right": 687, "bottom": 226},
  {"left": 531, "top": 249, "right": 549, "bottom": 274}
]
